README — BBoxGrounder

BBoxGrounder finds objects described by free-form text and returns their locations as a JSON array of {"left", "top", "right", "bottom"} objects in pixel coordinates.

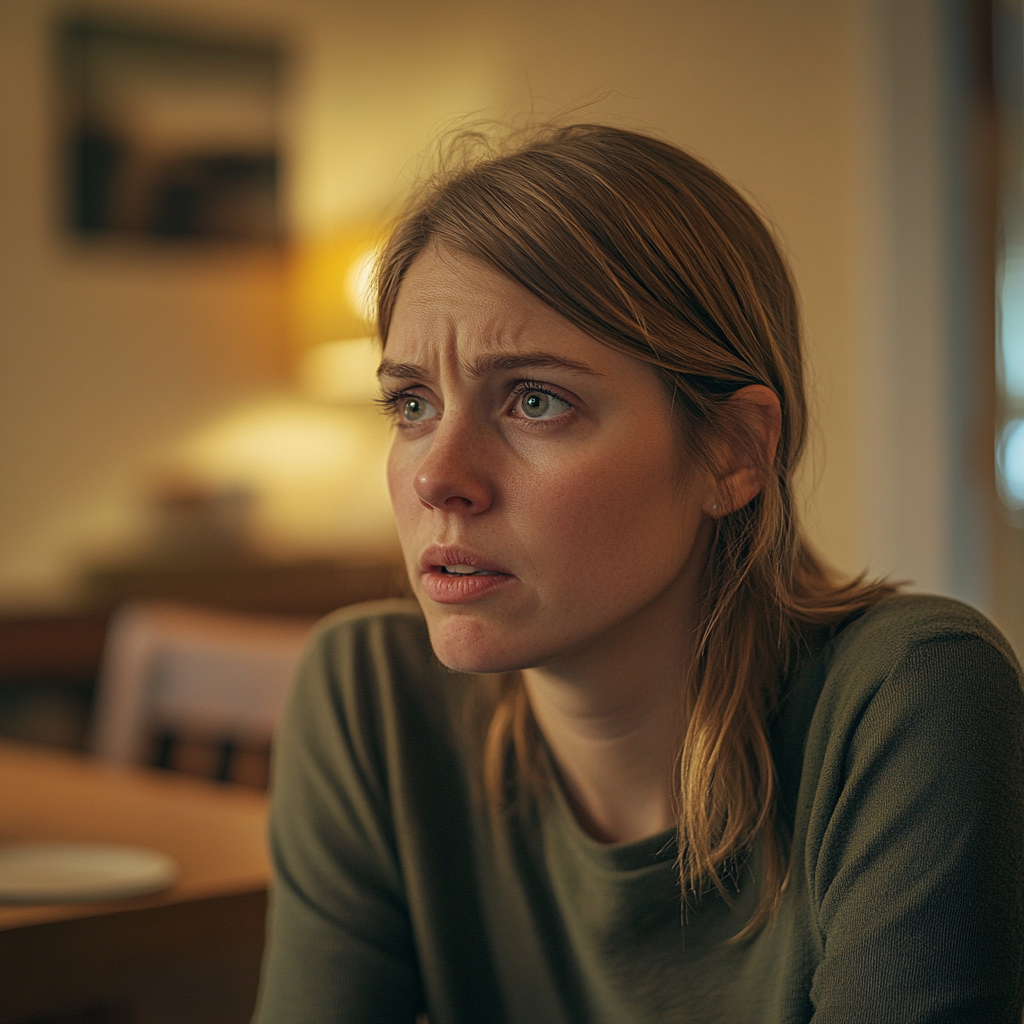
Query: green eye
[
  {"left": 389, "top": 393, "right": 438, "bottom": 426},
  {"left": 522, "top": 392, "right": 551, "bottom": 418}
]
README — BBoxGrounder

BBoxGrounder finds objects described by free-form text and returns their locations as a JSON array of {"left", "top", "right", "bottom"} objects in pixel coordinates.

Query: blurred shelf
[
  {"left": 0, "top": 614, "right": 108, "bottom": 686},
  {"left": 0, "top": 614, "right": 109, "bottom": 752},
  {"left": 82, "top": 555, "right": 408, "bottom": 617}
]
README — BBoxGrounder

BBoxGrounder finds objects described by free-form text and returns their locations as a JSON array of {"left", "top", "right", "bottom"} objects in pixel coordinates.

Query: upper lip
[{"left": 419, "top": 543, "right": 511, "bottom": 575}]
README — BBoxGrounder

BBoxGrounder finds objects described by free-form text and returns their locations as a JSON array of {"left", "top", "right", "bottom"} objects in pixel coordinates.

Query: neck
[{"left": 522, "top": 573, "right": 700, "bottom": 844}]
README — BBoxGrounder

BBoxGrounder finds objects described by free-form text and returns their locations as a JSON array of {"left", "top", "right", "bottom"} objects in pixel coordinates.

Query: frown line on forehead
[{"left": 377, "top": 351, "right": 607, "bottom": 382}]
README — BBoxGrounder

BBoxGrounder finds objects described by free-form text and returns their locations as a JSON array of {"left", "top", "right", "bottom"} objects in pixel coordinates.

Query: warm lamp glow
[
  {"left": 290, "top": 232, "right": 380, "bottom": 352},
  {"left": 167, "top": 398, "right": 397, "bottom": 558},
  {"left": 344, "top": 245, "right": 380, "bottom": 323},
  {"left": 300, "top": 336, "right": 381, "bottom": 403}
]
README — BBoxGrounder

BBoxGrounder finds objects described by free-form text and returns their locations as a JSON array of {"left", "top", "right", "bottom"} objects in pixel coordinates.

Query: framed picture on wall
[{"left": 57, "top": 16, "right": 285, "bottom": 243}]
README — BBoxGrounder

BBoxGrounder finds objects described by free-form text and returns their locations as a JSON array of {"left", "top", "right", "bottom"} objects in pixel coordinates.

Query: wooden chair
[{"left": 91, "top": 604, "right": 316, "bottom": 788}]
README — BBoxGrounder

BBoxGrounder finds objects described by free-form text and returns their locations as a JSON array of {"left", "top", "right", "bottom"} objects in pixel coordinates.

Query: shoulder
[
  {"left": 290, "top": 599, "right": 435, "bottom": 712},
  {"left": 796, "top": 594, "right": 1024, "bottom": 810},
  {"left": 283, "top": 599, "right": 478, "bottom": 764},
  {"left": 777, "top": 594, "right": 1024, "bottom": 825},
  {"left": 310, "top": 597, "right": 431, "bottom": 654},
  {"left": 830, "top": 592, "right": 1019, "bottom": 674},
  {"left": 775, "top": 595, "right": 1020, "bottom": 821},
  {"left": 298, "top": 598, "right": 442, "bottom": 695},
  {"left": 783, "top": 595, "right": 1021, "bottom": 742},
  {"left": 814, "top": 593, "right": 1022, "bottom": 724},
  {"left": 291, "top": 594, "right": 449, "bottom": 700},
  {"left": 790, "top": 597, "right": 1024, "bottom": 1020}
]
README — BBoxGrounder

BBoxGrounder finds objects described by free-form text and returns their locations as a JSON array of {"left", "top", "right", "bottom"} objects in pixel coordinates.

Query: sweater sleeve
[
  {"left": 807, "top": 634, "right": 1024, "bottom": 1024},
  {"left": 252, "top": 610, "right": 425, "bottom": 1024}
]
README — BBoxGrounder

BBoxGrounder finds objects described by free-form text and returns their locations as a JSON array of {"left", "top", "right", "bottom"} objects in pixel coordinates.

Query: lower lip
[{"left": 419, "top": 569, "right": 515, "bottom": 604}]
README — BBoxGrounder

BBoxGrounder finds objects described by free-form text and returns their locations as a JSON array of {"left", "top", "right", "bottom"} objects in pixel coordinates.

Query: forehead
[{"left": 384, "top": 247, "right": 595, "bottom": 363}]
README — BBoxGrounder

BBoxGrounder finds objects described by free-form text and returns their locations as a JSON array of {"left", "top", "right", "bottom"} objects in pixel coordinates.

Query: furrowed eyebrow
[
  {"left": 467, "top": 352, "right": 605, "bottom": 379},
  {"left": 376, "top": 353, "right": 604, "bottom": 381},
  {"left": 377, "top": 360, "right": 428, "bottom": 381}
]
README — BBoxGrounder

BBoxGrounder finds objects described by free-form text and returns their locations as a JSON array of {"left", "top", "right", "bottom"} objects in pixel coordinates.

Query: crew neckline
[{"left": 539, "top": 746, "right": 678, "bottom": 873}]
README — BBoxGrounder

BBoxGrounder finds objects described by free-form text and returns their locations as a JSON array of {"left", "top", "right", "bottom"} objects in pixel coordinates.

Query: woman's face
[{"left": 381, "top": 247, "right": 716, "bottom": 675}]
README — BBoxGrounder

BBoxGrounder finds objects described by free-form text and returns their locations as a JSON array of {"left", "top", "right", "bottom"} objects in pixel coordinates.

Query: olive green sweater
[{"left": 253, "top": 595, "right": 1024, "bottom": 1023}]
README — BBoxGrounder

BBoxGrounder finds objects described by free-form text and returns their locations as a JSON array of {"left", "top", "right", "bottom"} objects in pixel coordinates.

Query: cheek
[{"left": 505, "top": 438, "right": 693, "bottom": 573}]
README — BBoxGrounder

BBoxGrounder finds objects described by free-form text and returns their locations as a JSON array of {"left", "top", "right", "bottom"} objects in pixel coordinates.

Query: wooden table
[{"left": 0, "top": 741, "right": 270, "bottom": 1024}]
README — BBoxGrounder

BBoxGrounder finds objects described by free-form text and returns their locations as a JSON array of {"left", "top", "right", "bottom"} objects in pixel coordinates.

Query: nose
[{"left": 412, "top": 413, "right": 494, "bottom": 514}]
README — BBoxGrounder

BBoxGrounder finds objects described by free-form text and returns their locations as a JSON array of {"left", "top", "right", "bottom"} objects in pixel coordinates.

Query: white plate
[{"left": 0, "top": 843, "right": 179, "bottom": 903}]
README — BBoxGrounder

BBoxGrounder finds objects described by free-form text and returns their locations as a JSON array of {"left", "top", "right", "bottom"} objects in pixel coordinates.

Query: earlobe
[{"left": 707, "top": 385, "right": 782, "bottom": 516}]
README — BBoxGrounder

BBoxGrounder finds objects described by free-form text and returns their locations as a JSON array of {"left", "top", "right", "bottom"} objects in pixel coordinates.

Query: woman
[{"left": 254, "top": 125, "right": 1024, "bottom": 1023}]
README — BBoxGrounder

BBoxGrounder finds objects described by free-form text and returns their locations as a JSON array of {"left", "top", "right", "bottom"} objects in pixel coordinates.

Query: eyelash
[
  {"left": 375, "top": 386, "right": 438, "bottom": 431},
  {"left": 374, "top": 386, "right": 412, "bottom": 416},
  {"left": 508, "top": 380, "right": 574, "bottom": 418},
  {"left": 376, "top": 380, "right": 575, "bottom": 426}
]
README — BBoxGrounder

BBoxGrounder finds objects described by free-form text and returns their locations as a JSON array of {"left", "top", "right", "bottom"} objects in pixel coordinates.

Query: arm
[
  {"left": 808, "top": 636, "right": 1024, "bottom": 1023},
  {"left": 252, "top": 618, "right": 424, "bottom": 1024}
]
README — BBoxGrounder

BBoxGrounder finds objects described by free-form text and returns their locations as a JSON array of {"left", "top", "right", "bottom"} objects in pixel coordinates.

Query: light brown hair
[{"left": 374, "top": 123, "right": 894, "bottom": 930}]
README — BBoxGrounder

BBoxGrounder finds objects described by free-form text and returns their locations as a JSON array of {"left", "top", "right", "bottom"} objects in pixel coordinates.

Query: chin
[{"left": 423, "top": 613, "right": 536, "bottom": 675}]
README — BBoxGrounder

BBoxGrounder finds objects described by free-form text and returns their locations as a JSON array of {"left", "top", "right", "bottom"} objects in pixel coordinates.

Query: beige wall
[
  {"left": 0, "top": 0, "right": 292, "bottom": 605},
  {"left": 0, "top": 0, "right": 959, "bottom": 613}
]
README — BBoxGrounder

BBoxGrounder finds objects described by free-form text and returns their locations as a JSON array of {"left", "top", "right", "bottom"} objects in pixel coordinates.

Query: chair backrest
[{"left": 91, "top": 603, "right": 316, "bottom": 787}]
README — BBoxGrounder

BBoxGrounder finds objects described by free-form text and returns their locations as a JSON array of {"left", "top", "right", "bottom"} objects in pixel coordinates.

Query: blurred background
[
  {"left": 3, "top": 3, "right": 1024, "bottom": 1021},
  {"left": 0, "top": 0, "right": 1022, "bottom": 750}
]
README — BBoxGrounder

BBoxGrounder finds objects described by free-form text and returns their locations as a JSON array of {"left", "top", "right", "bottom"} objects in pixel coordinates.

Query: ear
[{"left": 703, "top": 385, "right": 782, "bottom": 517}]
